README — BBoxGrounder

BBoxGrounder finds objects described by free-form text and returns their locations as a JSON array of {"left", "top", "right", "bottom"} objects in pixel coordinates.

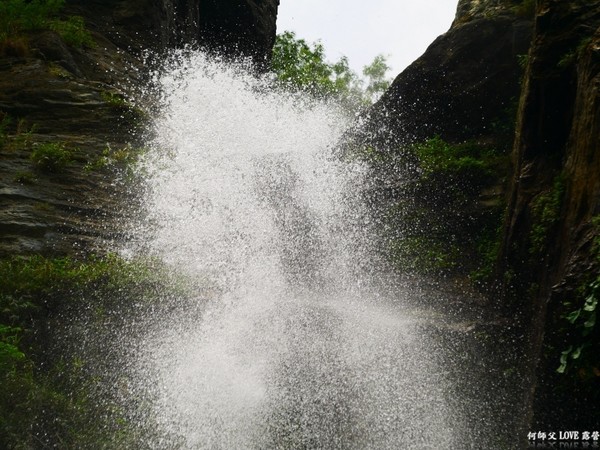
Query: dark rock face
[
  {"left": 65, "top": 0, "right": 279, "bottom": 66},
  {"left": 198, "top": 0, "right": 280, "bottom": 69},
  {"left": 352, "top": 0, "right": 599, "bottom": 433},
  {"left": 0, "top": 0, "right": 279, "bottom": 257},
  {"left": 496, "top": 0, "right": 600, "bottom": 430},
  {"left": 0, "top": 42, "right": 146, "bottom": 256},
  {"left": 355, "top": 10, "right": 532, "bottom": 147}
]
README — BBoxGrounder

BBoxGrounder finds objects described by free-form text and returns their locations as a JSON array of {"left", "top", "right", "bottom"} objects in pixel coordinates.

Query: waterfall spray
[{"left": 118, "top": 51, "right": 518, "bottom": 449}]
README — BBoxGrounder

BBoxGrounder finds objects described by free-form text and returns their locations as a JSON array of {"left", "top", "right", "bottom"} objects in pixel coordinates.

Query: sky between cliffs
[{"left": 276, "top": 0, "right": 458, "bottom": 79}]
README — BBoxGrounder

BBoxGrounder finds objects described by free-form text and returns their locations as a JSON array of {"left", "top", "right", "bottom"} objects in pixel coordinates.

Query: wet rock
[
  {"left": 355, "top": 9, "right": 532, "bottom": 147},
  {"left": 496, "top": 0, "right": 600, "bottom": 430},
  {"left": 0, "top": 0, "right": 280, "bottom": 257},
  {"left": 65, "top": 0, "right": 279, "bottom": 67}
]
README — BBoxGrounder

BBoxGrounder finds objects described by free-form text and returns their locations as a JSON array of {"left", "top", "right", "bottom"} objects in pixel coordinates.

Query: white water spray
[{"left": 123, "top": 52, "right": 517, "bottom": 449}]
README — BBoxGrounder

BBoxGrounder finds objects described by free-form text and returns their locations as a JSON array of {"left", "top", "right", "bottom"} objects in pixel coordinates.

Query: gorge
[{"left": 1, "top": 0, "right": 599, "bottom": 448}]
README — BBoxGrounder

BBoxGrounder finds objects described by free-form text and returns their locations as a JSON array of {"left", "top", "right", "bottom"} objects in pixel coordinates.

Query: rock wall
[
  {"left": 355, "top": 0, "right": 599, "bottom": 432},
  {"left": 0, "top": 0, "right": 279, "bottom": 257},
  {"left": 497, "top": 0, "right": 600, "bottom": 429},
  {"left": 65, "top": 0, "right": 279, "bottom": 65},
  {"left": 354, "top": 0, "right": 532, "bottom": 148}
]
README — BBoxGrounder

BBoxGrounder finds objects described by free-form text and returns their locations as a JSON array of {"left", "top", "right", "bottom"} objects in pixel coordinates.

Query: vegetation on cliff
[
  {"left": 353, "top": 136, "right": 509, "bottom": 284},
  {"left": 0, "top": 0, "right": 93, "bottom": 55},
  {"left": 0, "top": 254, "right": 195, "bottom": 448}
]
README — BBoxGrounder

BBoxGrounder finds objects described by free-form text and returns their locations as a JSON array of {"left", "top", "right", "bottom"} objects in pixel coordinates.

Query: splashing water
[{"left": 123, "top": 52, "right": 520, "bottom": 449}]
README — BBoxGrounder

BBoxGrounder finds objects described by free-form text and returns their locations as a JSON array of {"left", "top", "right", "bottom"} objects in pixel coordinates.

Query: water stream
[{"left": 122, "top": 52, "right": 522, "bottom": 449}]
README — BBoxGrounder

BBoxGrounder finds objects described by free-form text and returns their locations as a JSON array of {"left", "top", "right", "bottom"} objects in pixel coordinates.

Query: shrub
[
  {"left": 50, "top": 15, "right": 94, "bottom": 48},
  {"left": 0, "top": 0, "right": 64, "bottom": 39},
  {"left": 30, "top": 141, "right": 74, "bottom": 172},
  {"left": 0, "top": 0, "right": 94, "bottom": 52}
]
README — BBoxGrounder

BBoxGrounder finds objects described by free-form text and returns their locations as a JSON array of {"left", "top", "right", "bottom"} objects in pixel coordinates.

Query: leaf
[
  {"left": 571, "top": 345, "right": 582, "bottom": 360},
  {"left": 583, "top": 296, "right": 598, "bottom": 312},
  {"left": 565, "top": 309, "right": 581, "bottom": 324},
  {"left": 560, "top": 347, "right": 572, "bottom": 362},
  {"left": 583, "top": 311, "right": 596, "bottom": 328}
]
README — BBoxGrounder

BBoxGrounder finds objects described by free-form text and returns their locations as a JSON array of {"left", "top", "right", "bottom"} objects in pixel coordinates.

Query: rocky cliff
[
  {"left": 497, "top": 0, "right": 600, "bottom": 429},
  {"left": 356, "top": 0, "right": 599, "bottom": 433},
  {"left": 65, "top": 0, "right": 279, "bottom": 66},
  {"left": 0, "top": 0, "right": 279, "bottom": 258},
  {"left": 355, "top": 0, "right": 532, "bottom": 147}
]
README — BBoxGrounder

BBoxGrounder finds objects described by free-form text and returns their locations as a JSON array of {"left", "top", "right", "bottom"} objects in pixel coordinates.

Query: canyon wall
[
  {"left": 359, "top": 0, "right": 599, "bottom": 431},
  {"left": 497, "top": 0, "right": 600, "bottom": 429},
  {"left": 0, "top": 0, "right": 279, "bottom": 257}
]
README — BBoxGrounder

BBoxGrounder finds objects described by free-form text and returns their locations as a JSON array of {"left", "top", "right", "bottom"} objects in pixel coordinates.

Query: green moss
[
  {"left": 0, "top": 254, "right": 193, "bottom": 448},
  {"left": 30, "top": 141, "right": 74, "bottom": 172},
  {"left": 376, "top": 137, "right": 508, "bottom": 279},
  {"left": 389, "top": 236, "right": 460, "bottom": 274},
  {"left": 529, "top": 174, "right": 565, "bottom": 256},
  {"left": 0, "top": 0, "right": 94, "bottom": 52},
  {"left": 84, "top": 143, "right": 147, "bottom": 175},
  {"left": 47, "top": 61, "right": 71, "bottom": 78},
  {"left": 512, "top": 0, "right": 536, "bottom": 18},
  {"left": 101, "top": 91, "right": 130, "bottom": 109}
]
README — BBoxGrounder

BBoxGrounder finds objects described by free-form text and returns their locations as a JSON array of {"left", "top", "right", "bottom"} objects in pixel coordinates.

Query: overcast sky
[{"left": 276, "top": 0, "right": 458, "bottom": 79}]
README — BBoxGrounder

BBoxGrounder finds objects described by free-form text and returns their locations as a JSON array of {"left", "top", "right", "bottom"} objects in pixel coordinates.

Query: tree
[
  {"left": 271, "top": 31, "right": 392, "bottom": 108},
  {"left": 363, "top": 54, "right": 392, "bottom": 103}
]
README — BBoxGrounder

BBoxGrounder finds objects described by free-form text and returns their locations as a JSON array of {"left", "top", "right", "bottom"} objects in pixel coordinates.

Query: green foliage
[
  {"left": 411, "top": 136, "right": 496, "bottom": 191},
  {"left": 101, "top": 90, "right": 130, "bottom": 108},
  {"left": 272, "top": 31, "right": 338, "bottom": 95},
  {"left": 553, "top": 215, "right": 600, "bottom": 378},
  {"left": 517, "top": 53, "right": 529, "bottom": 69},
  {"left": 0, "top": 0, "right": 93, "bottom": 50},
  {"left": 558, "top": 37, "right": 593, "bottom": 69},
  {"left": 0, "top": 325, "right": 25, "bottom": 370},
  {"left": 557, "top": 279, "right": 599, "bottom": 375},
  {"left": 376, "top": 137, "right": 507, "bottom": 277},
  {"left": 50, "top": 15, "right": 94, "bottom": 48},
  {"left": 0, "top": 254, "right": 192, "bottom": 448},
  {"left": 271, "top": 31, "right": 391, "bottom": 106},
  {"left": 84, "top": 143, "right": 147, "bottom": 177},
  {"left": 30, "top": 141, "right": 74, "bottom": 172},
  {"left": 390, "top": 236, "right": 460, "bottom": 273},
  {"left": 0, "top": 0, "right": 64, "bottom": 39},
  {"left": 512, "top": 0, "right": 536, "bottom": 18},
  {"left": 101, "top": 91, "right": 148, "bottom": 129},
  {"left": 529, "top": 174, "right": 565, "bottom": 256},
  {"left": 271, "top": 31, "right": 360, "bottom": 100},
  {"left": 362, "top": 54, "right": 391, "bottom": 103}
]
